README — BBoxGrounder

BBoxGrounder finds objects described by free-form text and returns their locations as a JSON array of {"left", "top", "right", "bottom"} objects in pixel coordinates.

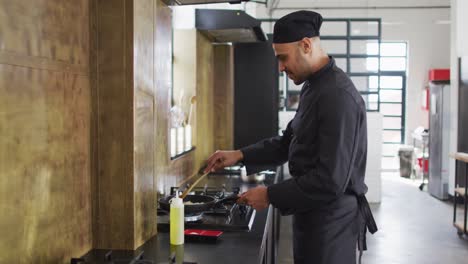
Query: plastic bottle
[{"left": 170, "top": 192, "right": 184, "bottom": 245}]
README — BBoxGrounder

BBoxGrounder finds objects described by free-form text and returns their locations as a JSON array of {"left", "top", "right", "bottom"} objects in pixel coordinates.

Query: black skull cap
[{"left": 273, "top": 10, "right": 323, "bottom": 44}]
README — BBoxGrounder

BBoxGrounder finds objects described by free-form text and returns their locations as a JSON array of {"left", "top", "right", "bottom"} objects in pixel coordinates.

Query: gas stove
[
  {"left": 157, "top": 185, "right": 256, "bottom": 232},
  {"left": 71, "top": 249, "right": 197, "bottom": 264},
  {"left": 71, "top": 249, "right": 154, "bottom": 264}
]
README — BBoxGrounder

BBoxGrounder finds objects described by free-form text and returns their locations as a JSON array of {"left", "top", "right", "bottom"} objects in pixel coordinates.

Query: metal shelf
[{"left": 452, "top": 153, "right": 468, "bottom": 236}]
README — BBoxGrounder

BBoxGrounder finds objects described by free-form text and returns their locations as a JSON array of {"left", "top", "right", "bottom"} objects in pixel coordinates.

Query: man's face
[{"left": 273, "top": 41, "right": 310, "bottom": 85}]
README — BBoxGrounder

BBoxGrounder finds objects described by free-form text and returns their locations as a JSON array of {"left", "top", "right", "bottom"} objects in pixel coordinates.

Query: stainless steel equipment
[{"left": 428, "top": 81, "right": 451, "bottom": 200}]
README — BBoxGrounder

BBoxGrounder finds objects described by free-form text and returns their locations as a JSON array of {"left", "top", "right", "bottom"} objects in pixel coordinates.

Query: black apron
[
  {"left": 292, "top": 193, "right": 359, "bottom": 264},
  {"left": 292, "top": 194, "right": 377, "bottom": 264}
]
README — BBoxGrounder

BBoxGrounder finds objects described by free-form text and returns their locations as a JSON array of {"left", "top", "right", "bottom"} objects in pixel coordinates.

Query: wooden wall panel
[
  {"left": 0, "top": 0, "right": 92, "bottom": 262},
  {"left": 93, "top": 0, "right": 134, "bottom": 250},
  {"left": 194, "top": 32, "right": 215, "bottom": 170},
  {"left": 0, "top": 0, "right": 224, "bottom": 259},
  {"left": 213, "top": 45, "right": 234, "bottom": 150},
  {"left": 133, "top": 0, "right": 157, "bottom": 248},
  {"left": 0, "top": 0, "right": 89, "bottom": 72}
]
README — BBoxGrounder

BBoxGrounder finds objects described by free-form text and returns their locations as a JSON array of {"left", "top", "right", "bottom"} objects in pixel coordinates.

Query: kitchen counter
[
  {"left": 143, "top": 209, "right": 270, "bottom": 264},
  {"left": 76, "top": 166, "right": 282, "bottom": 264}
]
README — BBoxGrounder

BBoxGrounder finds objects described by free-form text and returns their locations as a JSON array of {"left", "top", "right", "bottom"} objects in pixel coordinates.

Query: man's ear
[{"left": 299, "top": 37, "right": 312, "bottom": 54}]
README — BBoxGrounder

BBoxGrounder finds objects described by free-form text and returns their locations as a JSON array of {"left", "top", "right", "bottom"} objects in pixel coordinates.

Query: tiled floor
[{"left": 277, "top": 173, "right": 468, "bottom": 264}]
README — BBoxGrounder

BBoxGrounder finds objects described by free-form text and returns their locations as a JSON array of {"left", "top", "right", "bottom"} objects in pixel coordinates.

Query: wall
[
  {"left": 266, "top": 0, "right": 449, "bottom": 8},
  {"left": 157, "top": 28, "right": 217, "bottom": 195},
  {"left": 173, "top": 29, "right": 197, "bottom": 116},
  {"left": 255, "top": 6, "right": 451, "bottom": 145},
  {"left": 366, "top": 112, "right": 383, "bottom": 203},
  {"left": 94, "top": 1, "right": 218, "bottom": 250},
  {"left": 0, "top": 0, "right": 220, "bottom": 260},
  {"left": 93, "top": 0, "right": 214, "bottom": 249},
  {"left": 449, "top": 0, "right": 468, "bottom": 194},
  {"left": 92, "top": 0, "right": 135, "bottom": 249},
  {"left": 455, "top": 0, "right": 468, "bottom": 57},
  {"left": 213, "top": 45, "right": 235, "bottom": 150},
  {"left": 133, "top": 0, "right": 158, "bottom": 248},
  {"left": 194, "top": 32, "right": 216, "bottom": 174},
  {"left": 0, "top": 0, "right": 92, "bottom": 263}
]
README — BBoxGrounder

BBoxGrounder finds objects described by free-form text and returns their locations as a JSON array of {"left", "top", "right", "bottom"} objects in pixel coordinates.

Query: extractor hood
[
  {"left": 195, "top": 9, "right": 267, "bottom": 43},
  {"left": 164, "top": 0, "right": 249, "bottom": 5}
]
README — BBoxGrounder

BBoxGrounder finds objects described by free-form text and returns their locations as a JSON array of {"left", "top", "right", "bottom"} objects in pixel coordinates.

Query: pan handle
[{"left": 214, "top": 194, "right": 240, "bottom": 205}]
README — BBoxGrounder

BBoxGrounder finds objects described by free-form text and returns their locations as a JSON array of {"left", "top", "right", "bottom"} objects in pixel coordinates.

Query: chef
[{"left": 204, "top": 10, "right": 377, "bottom": 264}]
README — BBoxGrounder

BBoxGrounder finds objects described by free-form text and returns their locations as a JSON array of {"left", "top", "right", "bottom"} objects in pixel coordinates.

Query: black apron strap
[{"left": 356, "top": 194, "right": 378, "bottom": 264}]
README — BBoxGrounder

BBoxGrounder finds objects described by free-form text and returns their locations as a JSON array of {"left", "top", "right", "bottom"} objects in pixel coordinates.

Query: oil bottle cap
[{"left": 171, "top": 191, "right": 183, "bottom": 206}]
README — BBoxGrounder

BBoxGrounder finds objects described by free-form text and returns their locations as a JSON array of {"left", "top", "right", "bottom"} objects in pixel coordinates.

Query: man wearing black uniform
[{"left": 204, "top": 10, "right": 377, "bottom": 264}]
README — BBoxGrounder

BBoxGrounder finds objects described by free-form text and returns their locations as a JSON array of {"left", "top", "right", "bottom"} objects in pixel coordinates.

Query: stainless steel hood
[
  {"left": 164, "top": 0, "right": 249, "bottom": 5},
  {"left": 195, "top": 9, "right": 267, "bottom": 43}
]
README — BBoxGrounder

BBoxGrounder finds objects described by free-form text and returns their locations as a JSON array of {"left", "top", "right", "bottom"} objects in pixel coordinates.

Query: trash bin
[{"left": 398, "top": 146, "right": 414, "bottom": 178}]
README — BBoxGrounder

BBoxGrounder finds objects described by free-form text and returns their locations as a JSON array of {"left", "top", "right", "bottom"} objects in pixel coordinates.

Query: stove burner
[
  {"left": 184, "top": 213, "right": 204, "bottom": 222},
  {"left": 158, "top": 186, "right": 255, "bottom": 232}
]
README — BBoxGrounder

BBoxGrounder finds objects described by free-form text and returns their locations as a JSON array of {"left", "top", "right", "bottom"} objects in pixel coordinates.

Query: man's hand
[
  {"left": 203, "top": 150, "right": 243, "bottom": 173},
  {"left": 237, "top": 186, "right": 270, "bottom": 211}
]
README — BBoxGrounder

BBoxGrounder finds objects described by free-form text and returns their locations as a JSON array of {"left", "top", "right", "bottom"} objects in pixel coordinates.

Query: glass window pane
[
  {"left": 350, "top": 40, "right": 379, "bottom": 55},
  {"left": 322, "top": 40, "right": 347, "bottom": 54},
  {"left": 380, "top": 103, "right": 402, "bottom": 115},
  {"left": 369, "top": 76, "right": 379, "bottom": 89},
  {"left": 380, "top": 57, "right": 407, "bottom": 71},
  {"left": 381, "top": 43, "right": 407, "bottom": 56},
  {"left": 367, "top": 42, "right": 379, "bottom": 55},
  {"left": 361, "top": 94, "right": 379, "bottom": 111},
  {"left": 351, "top": 76, "right": 373, "bottom": 92},
  {"left": 383, "top": 130, "right": 402, "bottom": 143},
  {"left": 369, "top": 94, "right": 379, "bottom": 103},
  {"left": 321, "top": 21, "right": 347, "bottom": 36},
  {"left": 350, "top": 58, "right": 378, "bottom": 73},
  {"left": 367, "top": 58, "right": 379, "bottom": 72},
  {"left": 380, "top": 76, "right": 403, "bottom": 89},
  {"left": 380, "top": 90, "right": 402, "bottom": 102},
  {"left": 382, "top": 117, "right": 402, "bottom": 129},
  {"left": 351, "top": 21, "right": 379, "bottom": 36},
  {"left": 335, "top": 58, "right": 347, "bottom": 72}
]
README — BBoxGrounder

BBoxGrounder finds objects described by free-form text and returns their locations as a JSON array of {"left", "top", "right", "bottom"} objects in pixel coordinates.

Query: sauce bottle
[{"left": 170, "top": 192, "right": 184, "bottom": 245}]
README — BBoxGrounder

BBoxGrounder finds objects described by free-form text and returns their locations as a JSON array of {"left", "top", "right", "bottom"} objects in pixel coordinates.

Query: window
[{"left": 378, "top": 42, "right": 408, "bottom": 171}]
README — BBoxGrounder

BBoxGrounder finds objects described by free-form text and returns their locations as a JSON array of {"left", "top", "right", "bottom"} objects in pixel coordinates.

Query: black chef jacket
[{"left": 241, "top": 57, "right": 373, "bottom": 264}]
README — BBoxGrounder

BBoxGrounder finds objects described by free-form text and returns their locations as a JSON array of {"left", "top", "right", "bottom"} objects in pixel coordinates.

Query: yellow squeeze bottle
[{"left": 170, "top": 192, "right": 184, "bottom": 245}]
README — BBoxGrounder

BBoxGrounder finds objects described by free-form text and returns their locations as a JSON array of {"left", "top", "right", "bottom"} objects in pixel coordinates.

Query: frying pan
[{"left": 158, "top": 193, "right": 239, "bottom": 214}]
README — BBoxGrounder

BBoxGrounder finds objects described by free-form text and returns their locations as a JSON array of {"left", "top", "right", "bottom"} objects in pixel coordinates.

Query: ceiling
[{"left": 268, "top": 0, "right": 450, "bottom": 9}]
